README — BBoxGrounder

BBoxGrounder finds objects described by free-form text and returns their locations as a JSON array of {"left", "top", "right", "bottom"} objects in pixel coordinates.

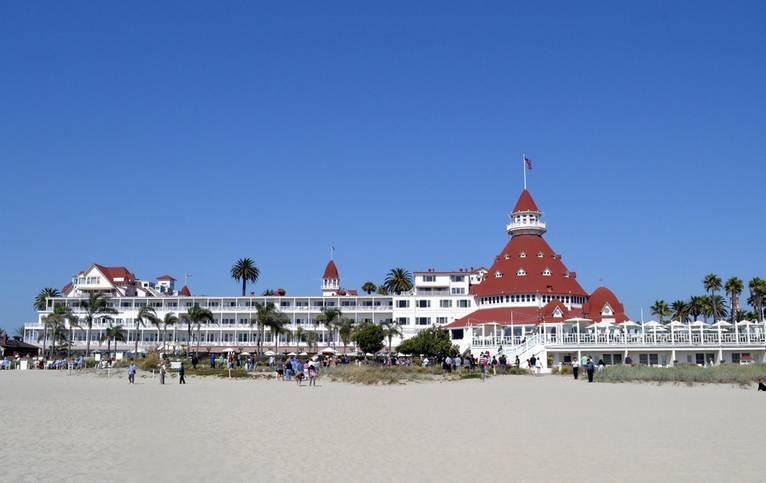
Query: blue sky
[{"left": 1, "top": 1, "right": 764, "bottom": 330}]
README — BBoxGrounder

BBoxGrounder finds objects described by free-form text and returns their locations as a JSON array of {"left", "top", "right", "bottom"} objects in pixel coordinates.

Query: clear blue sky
[{"left": 1, "top": 1, "right": 764, "bottom": 331}]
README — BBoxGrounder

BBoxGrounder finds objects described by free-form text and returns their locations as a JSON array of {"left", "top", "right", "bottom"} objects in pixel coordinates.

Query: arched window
[
  {"left": 520, "top": 251, "right": 527, "bottom": 258},
  {"left": 516, "top": 269, "right": 526, "bottom": 276},
  {"left": 495, "top": 271, "right": 503, "bottom": 278},
  {"left": 542, "top": 268, "right": 552, "bottom": 277},
  {"left": 537, "top": 251, "right": 544, "bottom": 258}
]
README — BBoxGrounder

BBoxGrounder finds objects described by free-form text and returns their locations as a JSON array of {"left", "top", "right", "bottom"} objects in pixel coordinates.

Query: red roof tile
[
  {"left": 62, "top": 282, "right": 73, "bottom": 295},
  {"left": 512, "top": 189, "right": 541, "bottom": 213},
  {"left": 445, "top": 307, "right": 543, "bottom": 329},
  {"left": 583, "top": 286, "right": 630, "bottom": 323},
  {"left": 156, "top": 275, "right": 176, "bottom": 281},
  {"left": 471, "top": 235, "right": 587, "bottom": 297},
  {"left": 94, "top": 264, "right": 135, "bottom": 285},
  {"left": 322, "top": 260, "right": 339, "bottom": 279}
]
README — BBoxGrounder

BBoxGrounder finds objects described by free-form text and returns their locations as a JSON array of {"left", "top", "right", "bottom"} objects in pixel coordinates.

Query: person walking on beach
[
  {"left": 572, "top": 359, "right": 579, "bottom": 380},
  {"left": 209, "top": 353, "right": 216, "bottom": 368},
  {"left": 528, "top": 355, "right": 537, "bottom": 374},
  {"left": 191, "top": 354, "right": 198, "bottom": 369},
  {"left": 758, "top": 379, "right": 766, "bottom": 391},
  {"left": 514, "top": 356, "right": 520, "bottom": 369},
  {"left": 535, "top": 356, "right": 542, "bottom": 375},
  {"left": 128, "top": 362, "right": 137, "bottom": 384},
  {"left": 479, "top": 351, "right": 489, "bottom": 381},
  {"left": 159, "top": 362, "right": 166, "bottom": 385},
  {"left": 179, "top": 363, "right": 186, "bottom": 384},
  {"left": 586, "top": 357, "right": 595, "bottom": 383},
  {"left": 308, "top": 361, "right": 318, "bottom": 387}
]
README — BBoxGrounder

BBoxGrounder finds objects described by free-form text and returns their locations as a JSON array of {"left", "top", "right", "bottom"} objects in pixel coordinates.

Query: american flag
[{"left": 524, "top": 155, "right": 533, "bottom": 170}]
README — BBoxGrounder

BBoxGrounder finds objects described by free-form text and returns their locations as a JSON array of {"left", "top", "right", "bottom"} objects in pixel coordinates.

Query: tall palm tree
[
  {"left": 160, "top": 312, "right": 179, "bottom": 353},
  {"left": 703, "top": 273, "right": 722, "bottom": 322},
  {"left": 34, "top": 287, "right": 61, "bottom": 311},
  {"left": 689, "top": 295, "right": 707, "bottom": 322},
  {"left": 81, "top": 293, "right": 118, "bottom": 356},
  {"left": 670, "top": 300, "right": 690, "bottom": 322},
  {"left": 338, "top": 319, "right": 356, "bottom": 354},
  {"left": 705, "top": 294, "right": 729, "bottom": 321},
  {"left": 135, "top": 306, "right": 156, "bottom": 358},
  {"left": 748, "top": 277, "right": 766, "bottom": 322},
  {"left": 66, "top": 313, "right": 81, "bottom": 360},
  {"left": 650, "top": 299, "right": 671, "bottom": 324},
  {"left": 304, "top": 330, "right": 318, "bottom": 352},
  {"left": 100, "top": 324, "right": 127, "bottom": 362},
  {"left": 381, "top": 320, "right": 403, "bottom": 353},
  {"left": 186, "top": 305, "right": 215, "bottom": 356},
  {"left": 40, "top": 305, "right": 71, "bottom": 359},
  {"left": 231, "top": 258, "right": 260, "bottom": 296},
  {"left": 376, "top": 285, "right": 389, "bottom": 295},
  {"left": 316, "top": 308, "right": 342, "bottom": 347},
  {"left": 254, "top": 302, "right": 279, "bottom": 354},
  {"left": 384, "top": 268, "right": 413, "bottom": 295},
  {"left": 361, "top": 282, "right": 377, "bottom": 295},
  {"left": 724, "top": 277, "right": 744, "bottom": 323}
]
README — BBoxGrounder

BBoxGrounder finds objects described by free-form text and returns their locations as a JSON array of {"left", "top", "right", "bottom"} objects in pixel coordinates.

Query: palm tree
[
  {"left": 361, "top": 282, "right": 377, "bottom": 295},
  {"left": 724, "top": 277, "right": 744, "bottom": 323},
  {"left": 381, "top": 320, "right": 403, "bottom": 353},
  {"left": 254, "top": 302, "right": 279, "bottom": 354},
  {"left": 186, "top": 305, "right": 215, "bottom": 356},
  {"left": 264, "top": 311, "right": 290, "bottom": 356},
  {"left": 316, "top": 308, "right": 342, "bottom": 347},
  {"left": 100, "top": 324, "right": 127, "bottom": 362},
  {"left": 262, "top": 289, "right": 275, "bottom": 296},
  {"left": 34, "top": 287, "right": 61, "bottom": 311},
  {"left": 705, "top": 294, "right": 729, "bottom": 321},
  {"left": 650, "top": 300, "right": 671, "bottom": 324},
  {"left": 160, "top": 312, "right": 179, "bottom": 353},
  {"left": 81, "top": 293, "right": 118, "bottom": 356},
  {"left": 148, "top": 313, "right": 163, "bottom": 351},
  {"left": 670, "top": 300, "right": 690, "bottom": 322},
  {"left": 231, "top": 258, "right": 260, "bottom": 296},
  {"left": 703, "top": 273, "right": 722, "bottom": 322},
  {"left": 135, "top": 306, "right": 156, "bottom": 358},
  {"left": 748, "top": 277, "right": 766, "bottom": 322},
  {"left": 40, "top": 305, "right": 71, "bottom": 359},
  {"left": 384, "top": 268, "right": 413, "bottom": 295},
  {"left": 376, "top": 285, "right": 389, "bottom": 295},
  {"left": 689, "top": 295, "right": 706, "bottom": 322},
  {"left": 338, "top": 319, "right": 355, "bottom": 354},
  {"left": 304, "top": 330, "right": 318, "bottom": 352},
  {"left": 66, "top": 313, "right": 81, "bottom": 360}
]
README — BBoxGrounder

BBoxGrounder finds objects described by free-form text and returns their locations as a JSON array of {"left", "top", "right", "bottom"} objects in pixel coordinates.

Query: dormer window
[
  {"left": 553, "top": 307, "right": 563, "bottom": 318},
  {"left": 495, "top": 271, "right": 503, "bottom": 278},
  {"left": 516, "top": 269, "right": 526, "bottom": 276},
  {"left": 563, "top": 271, "right": 569, "bottom": 278},
  {"left": 537, "top": 251, "right": 544, "bottom": 258},
  {"left": 602, "top": 303, "right": 613, "bottom": 316},
  {"left": 542, "top": 268, "right": 552, "bottom": 277},
  {"left": 504, "top": 254, "right": 510, "bottom": 260},
  {"left": 520, "top": 251, "right": 527, "bottom": 258}
]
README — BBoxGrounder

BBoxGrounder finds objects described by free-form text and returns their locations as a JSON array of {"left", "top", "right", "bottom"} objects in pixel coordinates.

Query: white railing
[{"left": 470, "top": 332, "right": 766, "bottom": 348}]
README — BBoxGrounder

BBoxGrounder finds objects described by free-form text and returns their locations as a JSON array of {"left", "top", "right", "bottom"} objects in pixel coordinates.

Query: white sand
[{"left": 1, "top": 370, "right": 764, "bottom": 482}]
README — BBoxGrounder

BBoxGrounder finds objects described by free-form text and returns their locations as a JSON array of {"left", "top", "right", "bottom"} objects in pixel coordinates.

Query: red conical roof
[
  {"left": 512, "top": 189, "right": 540, "bottom": 213},
  {"left": 322, "top": 260, "right": 339, "bottom": 279},
  {"left": 471, "top": 235, "right": 587, "bottom": 297},
  {"left": 180, "top": 286, "right": 191, "bottom": 296}
]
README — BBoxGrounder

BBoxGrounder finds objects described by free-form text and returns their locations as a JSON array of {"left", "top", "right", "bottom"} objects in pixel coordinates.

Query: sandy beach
[{"left": 1, "top": 371, "right": 763, "bottom": 483}]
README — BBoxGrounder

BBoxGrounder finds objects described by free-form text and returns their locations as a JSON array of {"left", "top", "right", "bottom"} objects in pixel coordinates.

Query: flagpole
[{"left": 522, "top": 153, "right": 527, "bottom": 190}]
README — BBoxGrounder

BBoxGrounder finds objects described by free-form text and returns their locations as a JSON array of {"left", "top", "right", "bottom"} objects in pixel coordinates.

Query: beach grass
[{"left": 591, "top": 363, "right": 766, "bottom": 386}]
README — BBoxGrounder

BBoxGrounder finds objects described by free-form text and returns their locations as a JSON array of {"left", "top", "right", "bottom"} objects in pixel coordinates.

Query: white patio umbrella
[
  {"left": 737, "top": 320, "right": 754, "bottom": 343},
  {"left": 263, "top": 350, "right": 275, "bottom": 356},
  {"left": 643, "top": 320, "right": 662, "bottom": 343},
  {"left": 710, "top": 320, "right": 733, "bottom": 329},
  {"left": 299, "top": 351, "right": 308, "bottom": 356},
  {"left": 240, "top": 351, "right": 250, "bottom": 356},
  {"left": 321, "top": 347, "right": 337, "bottom": 354},
  {"left": 222, "top": 347, "right": 237, "bottom": 353},
  {"left": 667, "top": 320, "right": 687, "bottom": 328},
  {"left": 287, "top": 352, "right": 297, "bottom": 356}
]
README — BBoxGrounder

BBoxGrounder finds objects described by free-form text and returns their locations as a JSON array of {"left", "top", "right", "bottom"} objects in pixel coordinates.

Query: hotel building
[{"left": 24, "top": 189, "right": 766, "bottom": 368}]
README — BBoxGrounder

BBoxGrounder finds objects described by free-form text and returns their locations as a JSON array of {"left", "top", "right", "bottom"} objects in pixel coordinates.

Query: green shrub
[
  {"left": 140, "top": 353, "right": 160, "bottom": 371},
  {"left": 396, "top": 326, "right": 458, "bottom": 357},
  {"left": 595, "top": 363, "right": 766, "bottom": 385}
]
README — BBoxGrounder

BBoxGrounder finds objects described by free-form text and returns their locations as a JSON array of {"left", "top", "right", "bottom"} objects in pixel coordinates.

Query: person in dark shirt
[
  {"left": 758, "top": 379, "right": 766, "bottom": 391},
  {"left": 586, "top": 357, "right": 595, "bottom": 383},
  {"left": 179, "top": 363, "right": 186, "bottom": 384}
]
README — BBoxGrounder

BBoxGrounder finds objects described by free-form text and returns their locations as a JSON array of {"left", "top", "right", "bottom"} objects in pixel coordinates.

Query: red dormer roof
[
  {"left": 322, "top": 260, "right": 339, "bottom": 279},
  {"left": 444, "top": 307, "right": 542, "bottom": 329},
  {"left": 471, "top": 235, "right": 587, "bottom": 298},
  {"left": 62, "top": 282, "right": 73, "bottom": 295},
  {"left": 157, "top": 275, "right": 176, "bottom": 281},
  {"left": 512, "top": 189, "right": 541, "bottom": 213},
  {"left": 93, "top": 264, "right": 135, "bottom": 285},
  {"left": 179, "top": 286, "right": 191, "bottom": 296},
  {"left": 583, "top": 286, "right": 630, "bottom": 323}
]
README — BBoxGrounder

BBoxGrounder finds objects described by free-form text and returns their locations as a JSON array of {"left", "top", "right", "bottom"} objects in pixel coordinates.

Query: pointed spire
[{"left": 512, "top": 189, "right": 541, "bottom": 214}]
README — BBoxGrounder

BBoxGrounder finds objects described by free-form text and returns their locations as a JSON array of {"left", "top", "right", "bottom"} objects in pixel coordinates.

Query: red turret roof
[
  {"left": 583, "top": 286, "right": 630, "bottom": 323},
  {"left": 180, "top": 286, "right": 191, "bottom": 296},
  {"left": 157, "top": 275, "right": 176, "bottom": 281},
  {"left": 471, "top": 235, "right": 587, "bottom": 297},
  {"left": 322, "top": 260, "right": 339, "bottom": 279},
  {"left": 512, "top": 189, "right": 540, "bottom": 213}
]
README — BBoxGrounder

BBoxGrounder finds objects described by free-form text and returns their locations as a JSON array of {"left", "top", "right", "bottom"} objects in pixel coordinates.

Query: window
[
  {"left": 495, "top": 271, "right": 503, "bottom": 278},
  {"left": 439, "top": 300, "right": 452, "bottom": 308},
  {"left": 640, "top": 353, "right": 660, "bottom": 366},
  {"left": 542, "top": 268, "right": 551, "bottom": 276},
  {"left": 457, "top": 299, "right": 470, "bottom": 308},
  {"left": 602, "top": 304, "right": 613, "bottom": 316},
  {"left": 397, "top": 317, "right": 408, "bottom": 325},
  {"left": 436, "top": 317, "right": 448, "bottom": 324},
  {"left": 416, "top": 300, "right": 430, "bottom": 308},
  {"left": 451, "top": 287, "right": 465, "bottom": 295},
  {"left": 537, "top": 251, "right": 544, "bottom": 258},
  {"left": 396, "top": 300, "right": 409, "bottom": 308},
  {"left": 517, "top": 269, "right": 526, "bottom": 276},
  {"left": 450, "top": 275, "right": 465, "bottom": 282},
  {"left": 451, "top": 329, "right": 464, "bottom": 340},
  {"left": 416, "top": 317, "right": 430, "bottom": 325},
  {"left": 520, "top": 251, "right": 527, "bottom": 258},
  {"left": 423, "top": 275, "right": 436, "bottom": 282},
  {"left": 504, "top": 254, "right": 510, "bottom": 260}
]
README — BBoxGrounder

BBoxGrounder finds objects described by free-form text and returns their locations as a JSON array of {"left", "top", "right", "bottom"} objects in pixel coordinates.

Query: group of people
[
  {"left": 275, "top": 356, "right": 319, "bottom": 386},
  {"left": 571, "top": 356, "right": 598, "bottom": 382}
]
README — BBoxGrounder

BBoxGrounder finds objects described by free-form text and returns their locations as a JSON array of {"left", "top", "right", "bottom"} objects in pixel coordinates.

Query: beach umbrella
[
  {"left": 736, "top": 320, "right": 755, "bottom": 326},
  {"left": 710, "top": 320, "right": 733, "bottom": 329},
  {"left": 321, "top": 347, "right": 337, "bottom": 354},
  {"left": 643, "top": 320, "right": 662, "bottom": 328},
  {"left": 240, "top": 352, "right": 250, "bottom": 356},
  {"left": 263, "top": 350, "right": 275, "bottom": 356},
  {"left": 299, "top": 351, "right": 308, "bottom": 356},
  {"left": 287, "top": 352, "right": 297, "bottom": 356},
  {"left": 667, "top": 320, "right": 686, "bottom": 328}
]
